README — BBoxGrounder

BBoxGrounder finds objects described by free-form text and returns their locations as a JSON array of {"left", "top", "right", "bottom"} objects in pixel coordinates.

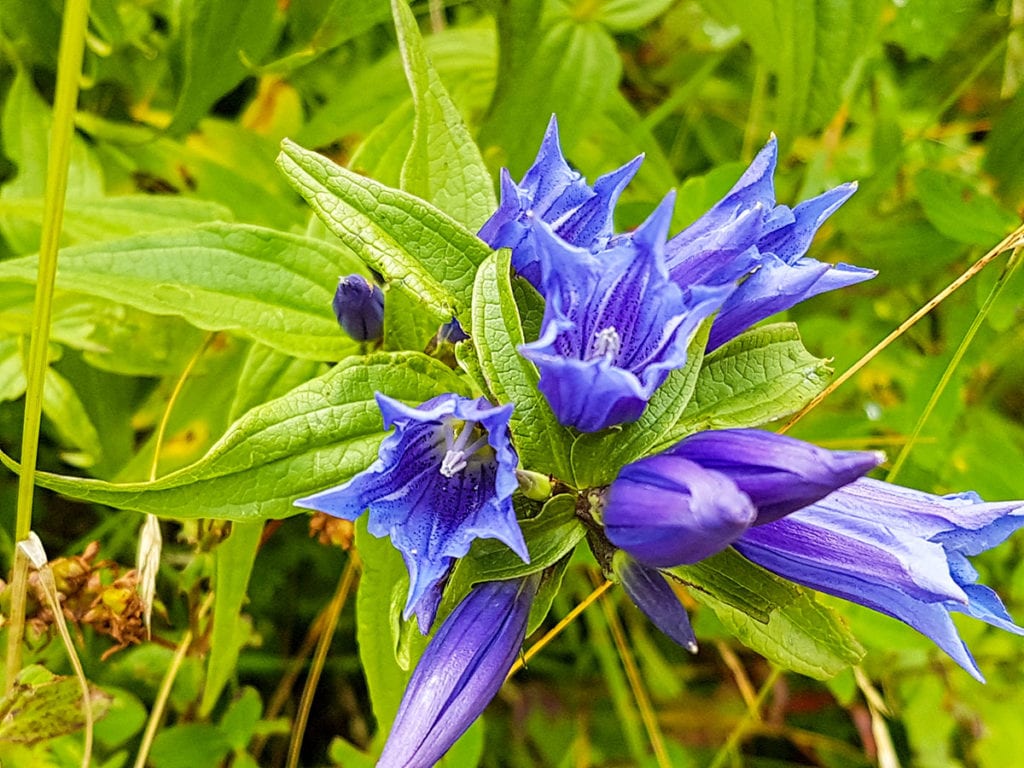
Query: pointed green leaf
[
  {"left": 471, "top": 248, "right": 574, "bottom": 480},
  {"left": 1, "top": 353, "right": 469, "bottom": 521},
  {"left": 277, "top": 139, "right": 492, "bottom": 324},
  {"left": 201, "top": 521, "right": 264, "bottom": 716},
  {"left": 664, "top": 323, "right": 831, "bottom": 446},
  {"left": 391, "top": 0, "right": 496, "bottom": 230},
  {"left": 670, "top": 549, "right": 865, "bottom": 679},
  {"left": 0, "top": 223, "right": 363, "bottom": 361}
]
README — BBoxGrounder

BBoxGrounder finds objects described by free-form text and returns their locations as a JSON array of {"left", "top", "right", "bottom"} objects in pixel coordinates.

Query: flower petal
[
  {"left": 604, "top": 455, "right": 757, "bottom": 567},
  {"left": 614, "top": 551, "right": 698, "bottom": 652},
  {"left": 665, "top": 429, "right": 883, "bottom": 524},
  {"left": 379, "top": 576, "right": 540, "bottom": 768}
]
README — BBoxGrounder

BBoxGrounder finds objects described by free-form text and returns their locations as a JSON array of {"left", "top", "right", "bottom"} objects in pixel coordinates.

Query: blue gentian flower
[
  {"left": 332, "top": 274, "right": 384, "bottom": 342},
  {"left": 603, "top": 429, "right": 881, "bottom": 566},
  {"left": 735, "top": 478, "right": 1024, "bottom": 681},
  {"left": 478, "top": 115, "right": 642, "bottom": 286},
  {"left": 518, "top": 194, "right": 733, "bottom": 432},
  {"left": 663, "top": 136, "right": 876, "bottom": 349},
  {"left": 613, "top": 550, "right": 698, "bottom": 652},
  {"left": 379, "top": 575, "right": 540, "bottom": 768},
  {"left": 295, "top": 393, "right": 529, "bottom": 632}
]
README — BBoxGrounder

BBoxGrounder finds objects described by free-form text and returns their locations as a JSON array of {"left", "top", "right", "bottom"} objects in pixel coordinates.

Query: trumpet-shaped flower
[
  {"left": 295, "top": 393, "right": 528, "bottom": 632},
  {"left": 478, "top": 115, "right": 642, "bottom": 286},
  {"left": 519, "top": 194, "right": 732, "bottom": 432},
  {"left": 734, "top": 478, "right": 1024, "bottom": 681},
  {"left": 379, "top": 575, "right": 540, "bottom": 768},
  {"left": 664, "top": 136, "right": 876, "bottom": 349},
  {"left": 603, "top": 429, "right": 881, "bottom": 566}
]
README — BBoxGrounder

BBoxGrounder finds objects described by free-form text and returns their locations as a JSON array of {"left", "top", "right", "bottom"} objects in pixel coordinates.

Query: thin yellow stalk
[
  {"left": 285, "top": 554, "right": 361, "bottom": 768},
  {"left": 132, "top": 593, "right": 214, "bottom": 768},
  {"left": 593, "top": 574, "right": 671, "bottom": 768},
  {"left": 887, "top": 247, "right": 1023, "bottom": 483},
  {"left": 506, "top": 578, "right": 614, "bottom": 680},
  {"left": 5, "top": 0, "right": 92, "bottom": 692},
  {"left": 779, "top": 224, "right": 1024, "bottom": 434},
  {"left": 708, "top": 667, "right": 781, "bottom": 768}
]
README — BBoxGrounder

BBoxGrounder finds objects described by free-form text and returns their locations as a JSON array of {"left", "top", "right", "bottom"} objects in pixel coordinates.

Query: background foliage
[{"left": 0, "top": 0, "right": 1023, "bottom": 766}]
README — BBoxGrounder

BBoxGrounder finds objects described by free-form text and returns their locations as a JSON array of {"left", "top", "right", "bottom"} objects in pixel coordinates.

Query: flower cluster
[{"left": 296, "top": 119, "right": 1024, "bottom": 766}]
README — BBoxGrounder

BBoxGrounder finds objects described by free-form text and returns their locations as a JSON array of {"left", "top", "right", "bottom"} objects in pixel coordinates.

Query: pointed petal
[{"left": 614, "top": 552, "right": 698, "bottom": 652}]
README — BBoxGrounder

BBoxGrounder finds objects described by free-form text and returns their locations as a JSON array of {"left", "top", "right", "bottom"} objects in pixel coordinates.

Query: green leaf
[
  {"left": 149, "top": 723, "right": 233, "bottom": 768},
  {"left": 454, "top": 494, "right": 585, "bottom": 586},
  {"left": 664, "top": 323, "right": 831, "bottom": 446},
  {"left": 277, "top": 139, "right": 492, "bottom": 324},
  {"left": 42, "top": 366, "right": 104, "bottom": 467},
  {"left": 570, "top": 322, "right": 710, "bottom": 487},
  {"left": 0, "top": 223, "right": 363, "bottom": 361},
  {"left": 916, "top": 169, "right": 1018, "bottom": 247},
  {"left": 0, "top": 665, "right": 113, "bottom": 744},
  {"left": 227, "top": 344, "right": 325, "bottom": 422},
  {"left": 201, "top": 522, "right": 263, "bottom": 716},
  {"left": 471, "top": 249, "right": 574, "bottom": 479},
  {"left": 168, "top": 0, "right": 279, "bottom": 135},
  {"left": 670, "top": 549, "right": 865, "bottom": 679},
  {"left": 479, "top": 11, "right": 621, "bottom": 176},
  {"left": 0, "top": 195, "right": 233, "bottom": 246},
  {"left": 591, "top": 0, "right": 675, "bottom": 31},
  {"left": 0, "top": 337, "right": 26, "bottom": 402},
  {"left": 391, "top": 0, "right": 496, "bottom": 230},
  {"left": 698, "top": 0, "right": 882, "bottom": 139},
  {"left": 355, "top": 517, "right": 412, "bottom": 734},
  {"left": 1, "top": 352, "right": 469, "bottom": 521}
]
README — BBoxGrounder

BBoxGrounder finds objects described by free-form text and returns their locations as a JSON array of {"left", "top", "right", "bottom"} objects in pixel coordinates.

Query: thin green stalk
[
  {"left": 708, "top": 667, "right": 781, "bottom": 768},
  {"left": 5, "top": 0, "right": 92, "bottom": 692},
  {"left": 887, "top": 247, "right": 1023, "bottom": 483}
]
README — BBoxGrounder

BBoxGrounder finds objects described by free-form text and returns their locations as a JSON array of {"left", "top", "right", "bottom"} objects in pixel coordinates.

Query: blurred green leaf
[
  {"left": 391, "top": 0, "right": 496, "bottom": 230},
  {"left": 169, "top": 0, "right": 279, "bottom": 135},
  {"left": 202, "top": 522, "right": 263, "bottom": 715},
  {"left": 916, "top": 169, "right": 1018, "bottom": 246},
  {"left": 0, "top": 666, "right": 113, "bottom": 745}
]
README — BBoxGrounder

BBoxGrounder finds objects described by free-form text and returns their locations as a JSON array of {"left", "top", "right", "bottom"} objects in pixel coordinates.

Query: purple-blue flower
[
  {"left": 613, "top": 550, "right": 698, "bottom": 652},
  {"left": 518, "top": 194, "right": 732, "bottom": 432},
  {"left": 332, "top": 274, "right": 384, "bottom": 342},
  {"left": 478, "top": 115, "right": 642, "bottom": 287},
  {"left": 664, "top": 136, "right": 876, "bottom": 350},
  {"left": 295, "top": 393, "right": 529, "bottom": 632},
  {"left": 378, "top": 575, "right": 540, "bottom": 768},
  {"left": 603, "top": 429, "right": 881, "bottom": 567},
  {"left": 734, "top": 478, "right": 1024, "bottom": 681}
]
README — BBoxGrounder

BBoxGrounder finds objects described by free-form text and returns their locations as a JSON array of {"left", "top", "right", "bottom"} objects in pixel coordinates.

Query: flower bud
[{"left": 332, "top": 274, "right": 384, "bottom": 341}]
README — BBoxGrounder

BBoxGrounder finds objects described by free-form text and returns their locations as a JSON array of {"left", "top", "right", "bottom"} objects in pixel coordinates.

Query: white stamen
[
  {"left": 439, "top": 422, "right": 488, "bottom": 478},
  {"left": 590, "top": 326, "right": 621, "bottom": 361}
]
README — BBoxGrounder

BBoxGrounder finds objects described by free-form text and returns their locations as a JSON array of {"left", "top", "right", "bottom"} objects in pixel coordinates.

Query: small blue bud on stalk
[{"left": 333, "top": 274, "right": 384, "bottom": 341}]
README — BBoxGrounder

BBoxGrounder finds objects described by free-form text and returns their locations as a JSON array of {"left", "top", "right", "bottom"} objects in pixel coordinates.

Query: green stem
[
  {"left": 4, "top": 0, "right": 92, "bottom": 692},
  {"left": 887, "top": 247, "right": 1023, "bottom": 483}
]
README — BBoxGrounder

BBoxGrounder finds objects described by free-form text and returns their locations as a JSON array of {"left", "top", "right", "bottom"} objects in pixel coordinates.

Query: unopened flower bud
[{"left": 332, "top": 274, "right": 384, "bottom": 341}]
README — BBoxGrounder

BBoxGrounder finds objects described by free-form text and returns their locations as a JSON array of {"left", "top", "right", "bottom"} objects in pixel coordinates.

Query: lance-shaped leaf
[
  {"left": 0, "top": 223, "right": 364, "bottom": 361},
  {"left": 277, "top": 139, "right": 492, "bottom": 324},
  {"left": 391, "top": 0, "right": 496, "bottom": 230},
  {"left": 0, "top": 353, "right": 470, "bottom": 522}
]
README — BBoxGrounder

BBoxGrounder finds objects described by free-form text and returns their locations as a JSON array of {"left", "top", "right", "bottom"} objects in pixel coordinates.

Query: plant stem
[
  {"left": 887, "top": 247, "right": 1023, "bottom": 483},
  {"left": 4, "top": 0, "right": 92, "bottom": 692},
  {"left": 285, "top": 554, "right": 360, "bottom": 768}
]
